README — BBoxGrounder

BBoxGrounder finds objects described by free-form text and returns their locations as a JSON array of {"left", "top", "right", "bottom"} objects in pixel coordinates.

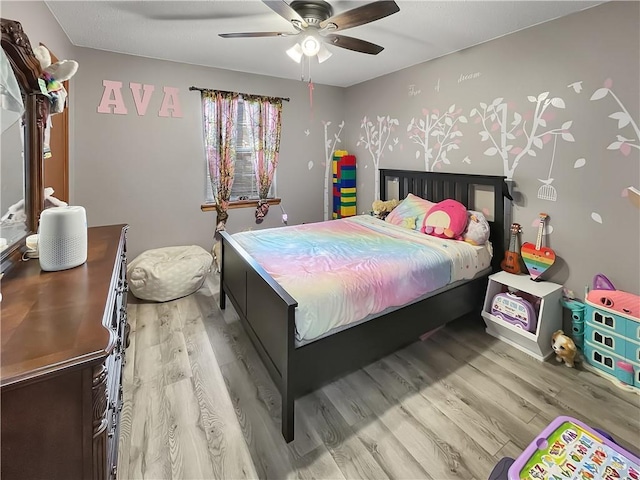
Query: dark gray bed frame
[{"left": 219, "top": 169, "right": 511, "bottom": 442}]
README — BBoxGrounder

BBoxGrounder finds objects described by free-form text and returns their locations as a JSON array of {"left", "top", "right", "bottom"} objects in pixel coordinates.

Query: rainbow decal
[{"left": 521, "top": 244, "right": 556, "bottom": 280}]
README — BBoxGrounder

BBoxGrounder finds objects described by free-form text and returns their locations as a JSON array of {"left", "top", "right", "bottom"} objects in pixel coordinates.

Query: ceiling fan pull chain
[{"left": 308, "top": 59, "right": 314, "bottom": 117}]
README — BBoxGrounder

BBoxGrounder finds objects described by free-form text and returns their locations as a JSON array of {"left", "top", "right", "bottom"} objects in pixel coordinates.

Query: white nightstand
[{"left": 481, "top": 271, "right": 563, "bottom": 361}]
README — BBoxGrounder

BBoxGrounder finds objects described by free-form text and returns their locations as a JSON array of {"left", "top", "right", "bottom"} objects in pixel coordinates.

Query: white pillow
[{"left": 127, "top": 245, "right": 212, "bottom": 302}]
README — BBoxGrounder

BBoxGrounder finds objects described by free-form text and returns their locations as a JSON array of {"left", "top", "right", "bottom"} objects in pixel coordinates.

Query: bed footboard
[{"left": 218, "top": 231, "right": 298, "bottom": 441}]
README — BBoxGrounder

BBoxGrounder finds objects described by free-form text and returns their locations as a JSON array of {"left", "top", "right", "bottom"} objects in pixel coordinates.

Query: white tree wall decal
[
  {"left": 407, "top": 105, "right": 468, "bottom": 172},
  {"left": 322, "top": 120, "right": 345, "bottom": 221},
  {"left": 357, "top": 115, "right": 399, "bottom": 200},
  {"left": 591, "top": 78, "right": 640, "bottom": 156},
  {"left": 470, "top": 92, "right": 574, "bottom": 180}
]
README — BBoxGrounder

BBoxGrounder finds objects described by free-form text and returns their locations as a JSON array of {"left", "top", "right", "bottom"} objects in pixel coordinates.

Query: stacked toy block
[{"left": 332, "top": 151, "right": 356, "bottom": 219}]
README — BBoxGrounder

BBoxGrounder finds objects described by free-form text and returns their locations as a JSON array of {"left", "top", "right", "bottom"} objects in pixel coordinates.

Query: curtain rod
[{"left": 189, "top": 86, "right": 290, "bottom": 102}]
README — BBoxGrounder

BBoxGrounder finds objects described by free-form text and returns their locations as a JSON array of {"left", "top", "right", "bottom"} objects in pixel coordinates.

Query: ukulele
[
  {"left": 521, "top": 213, "right": 556, "bottom": 281},
  {"left": 500, "top": 223, "right": 522, "bottom": 274}
]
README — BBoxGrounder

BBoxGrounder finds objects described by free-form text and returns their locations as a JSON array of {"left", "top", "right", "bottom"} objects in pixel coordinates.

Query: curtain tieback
[{"left": 255, "top": 199, "right": 270, "bottom": 223}]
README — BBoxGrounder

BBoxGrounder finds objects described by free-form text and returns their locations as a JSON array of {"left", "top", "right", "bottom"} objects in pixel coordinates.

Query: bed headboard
[{"left": 380, "top": 169, "right": 512, "bottom": 272}]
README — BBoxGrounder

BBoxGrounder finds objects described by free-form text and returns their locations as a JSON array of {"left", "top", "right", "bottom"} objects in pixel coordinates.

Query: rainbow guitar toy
[
  {"left": 521, "top": 213, "right": 556, "bottom": 281},
  {"left": 501, "top": 223, "right": 522, "bottom": 274}
]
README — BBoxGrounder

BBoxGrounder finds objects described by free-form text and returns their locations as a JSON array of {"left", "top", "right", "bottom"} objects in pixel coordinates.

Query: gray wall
[
  {"left": 345, "top": 2, "right": 639, "bottom": 297},
  {"left": 4, "top": 1, "right": 638, "bottom": 298},
  {"left": 72, "top": 49, "right": 346, "bottom": 260}
]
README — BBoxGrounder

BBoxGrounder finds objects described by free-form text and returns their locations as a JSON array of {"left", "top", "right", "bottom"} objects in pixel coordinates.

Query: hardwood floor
[{"left": 119, "top": 273, "right": 640, "bottom": 479}]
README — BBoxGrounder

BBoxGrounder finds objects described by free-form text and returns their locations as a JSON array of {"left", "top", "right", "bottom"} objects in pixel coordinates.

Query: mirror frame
[{"left": 1, "top": 18, "right": 48, "bottom": 272}]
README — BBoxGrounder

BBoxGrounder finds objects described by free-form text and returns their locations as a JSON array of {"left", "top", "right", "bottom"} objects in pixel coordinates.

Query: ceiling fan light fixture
[
  {"left": 301, "top": 35, "right": 320, "bottom": 56},
  {"left": 286, "top": 43, "right": 303, "bottom": 63},
  {"left": 317, "top": 43, "right": 332, "bottom": 63}
]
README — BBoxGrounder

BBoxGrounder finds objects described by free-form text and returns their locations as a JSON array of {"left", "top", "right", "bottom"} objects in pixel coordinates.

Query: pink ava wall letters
[{"left": 97, "top": 80, "right": 183, "bottom": 118}]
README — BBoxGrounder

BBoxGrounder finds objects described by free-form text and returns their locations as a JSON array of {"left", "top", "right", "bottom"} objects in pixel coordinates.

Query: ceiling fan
[{"left": 219, "top": 0, "right": 400, "bottom": 57}]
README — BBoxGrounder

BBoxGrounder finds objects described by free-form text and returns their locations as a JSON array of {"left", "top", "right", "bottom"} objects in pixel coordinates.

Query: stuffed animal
[
  {"left": 372, "top": 199, "right": 399, "bottom": 219},
  {"left": 551, "top": 329, "right": 578, "bottom": 368},
  {"left": 33, "top": 45, "right": 78, "bottom": 114},
  {"left": 421, "top": 199, "right": 468, "bottom": 239},
  {"left": 0, "top": 187, "right": 67, "bottom": 224},
  {"left": 463, "top": 210, "right": 491, "bottom": 245}
]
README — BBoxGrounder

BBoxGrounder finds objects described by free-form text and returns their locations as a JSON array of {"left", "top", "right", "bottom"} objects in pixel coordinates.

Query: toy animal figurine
[{"left": 551, "top": 329, "right": 578, "bottom": 368}]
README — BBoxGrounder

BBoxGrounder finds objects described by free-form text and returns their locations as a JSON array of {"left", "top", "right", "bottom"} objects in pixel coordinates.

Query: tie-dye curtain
[
  {"left": 202, "top": 91, "right": 239, "bottom": 229},
  {"left": 244, "top": 95, "right": 283, "bottom": 222}
]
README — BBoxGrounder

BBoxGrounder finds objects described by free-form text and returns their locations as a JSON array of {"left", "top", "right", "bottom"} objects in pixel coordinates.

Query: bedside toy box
[
  {"left": 491, "top": 292, "right": 537, "bottom": 333},
  {"left": 507, "top": 415, "right": 640, "bottom": 480}
]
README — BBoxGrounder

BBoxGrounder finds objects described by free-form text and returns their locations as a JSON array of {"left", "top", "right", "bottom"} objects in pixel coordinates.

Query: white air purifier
[{"left": 38, "top": 206, "right": 88, "bottom": 272}]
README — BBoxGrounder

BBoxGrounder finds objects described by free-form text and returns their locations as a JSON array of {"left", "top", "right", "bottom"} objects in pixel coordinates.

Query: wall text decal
[
  {"left": 458, "top": 72, "right": 481, "bottom": 83},
  {"left": 408, "top": 85, "right": 421, "bottom": 96},
  {"left": 97, "top": 81, "right": 183, "bottom": 118}
]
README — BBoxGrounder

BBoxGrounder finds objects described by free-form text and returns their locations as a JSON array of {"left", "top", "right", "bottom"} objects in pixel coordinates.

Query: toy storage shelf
[{"left": 481, "top": 271, "right": 563, "bottom": 361}]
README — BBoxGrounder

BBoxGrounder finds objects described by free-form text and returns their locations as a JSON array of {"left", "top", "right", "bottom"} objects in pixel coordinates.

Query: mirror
[
  {"left": 1, "top": 118, "right": 27, "bottom": 248},
  {"left": 1, "top": 18, "right": 48, "bottom": 271}
]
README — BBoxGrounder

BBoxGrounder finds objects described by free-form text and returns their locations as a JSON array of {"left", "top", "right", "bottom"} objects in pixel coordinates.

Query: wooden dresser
[{"left": 1, "top": 225, "right": 129, "bottom": 480}]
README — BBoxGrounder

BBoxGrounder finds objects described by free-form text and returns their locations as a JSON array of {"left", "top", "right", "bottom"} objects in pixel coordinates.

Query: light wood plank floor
[{"left": 119, "top": 273, "right": 640, "bottom": 479}]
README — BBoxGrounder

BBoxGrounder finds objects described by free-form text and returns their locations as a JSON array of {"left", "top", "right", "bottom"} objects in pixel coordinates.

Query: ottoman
[{"left": 127, "top": 245, "right": 213, "bottom": 302}]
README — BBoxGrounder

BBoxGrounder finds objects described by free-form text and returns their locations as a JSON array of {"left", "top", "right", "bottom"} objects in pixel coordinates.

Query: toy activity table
[{"left": 507, "top": 416, "right": 639, "bottom": 479}]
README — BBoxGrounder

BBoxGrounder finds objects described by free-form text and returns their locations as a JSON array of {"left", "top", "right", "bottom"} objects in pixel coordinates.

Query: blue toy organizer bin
[{"left": 561, "top": 298, "right": 585, "bottom": 350}]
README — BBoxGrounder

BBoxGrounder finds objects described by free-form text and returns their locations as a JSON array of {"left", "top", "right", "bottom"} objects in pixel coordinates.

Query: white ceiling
[{"left": 46, "top": 0, "right": 603, "bottom": 88}]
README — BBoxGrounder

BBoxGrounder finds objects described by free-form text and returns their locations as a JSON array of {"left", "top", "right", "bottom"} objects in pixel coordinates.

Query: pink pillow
[
  {"left": 421, "top": 199, "right": 468, "bottom": 239},
  {"left": 385, "top": 193, "right": 435, "bottom": 230}
]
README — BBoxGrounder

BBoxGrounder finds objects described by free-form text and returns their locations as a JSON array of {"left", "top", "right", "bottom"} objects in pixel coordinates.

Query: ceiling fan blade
[
  {"left": 323, "top": 34, "right": 384, "bottom": 55},
  {"left": 320, "top": 1, "right": 399, "bottom": 32},
  {"left": 262, "top": 0, "right": 308, "bottom": 29},
  {"left": 219, "top": 32, "right": 295, "bottom": 38}
]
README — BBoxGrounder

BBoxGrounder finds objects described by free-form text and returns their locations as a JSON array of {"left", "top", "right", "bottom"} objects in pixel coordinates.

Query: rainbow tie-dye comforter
[{"left": 232, "top": 215, "right": 491, "bottom": 342}]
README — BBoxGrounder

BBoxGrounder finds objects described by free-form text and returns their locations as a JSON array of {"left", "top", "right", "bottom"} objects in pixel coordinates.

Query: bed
[{"left": 219, "top": 169, "right": 511, "bottom": 442}]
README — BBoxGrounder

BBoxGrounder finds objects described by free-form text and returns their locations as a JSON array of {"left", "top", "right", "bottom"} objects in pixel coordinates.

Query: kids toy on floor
[
  {"left": 488, "top": 415, "right": 640, "bottom": 480},
  {"left": 560, "top": 273, "right": 640, "bottom": 393},
  {"left": 551, "top": 330, "right": 578, "bottom": 368}
]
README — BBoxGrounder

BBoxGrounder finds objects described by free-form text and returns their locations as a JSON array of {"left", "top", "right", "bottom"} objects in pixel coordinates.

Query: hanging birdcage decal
[
  {"left": 538, "top": 183, "right": 557, "bottom": 201},
  {"left": 538, "top": 135, "right": 559, "bottom": 202}
]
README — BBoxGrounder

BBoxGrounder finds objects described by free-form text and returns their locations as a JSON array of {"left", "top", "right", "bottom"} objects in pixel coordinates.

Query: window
[
  {"left": 201, "top": 91, "right": 283, "bottom": 220},
  {"left": 593, "top": 311, "right": 615, "bottom": 328},
  {"left": 205, "top": 100, "right": 275, "bottom": 203},
  {"left": 592, "top": 350, "right": 614, "bottom": 369}
]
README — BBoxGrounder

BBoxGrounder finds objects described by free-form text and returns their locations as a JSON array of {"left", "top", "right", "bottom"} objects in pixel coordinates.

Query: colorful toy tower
[{"left": 332, "top": 151, "right": 356, "bottom": 219}]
